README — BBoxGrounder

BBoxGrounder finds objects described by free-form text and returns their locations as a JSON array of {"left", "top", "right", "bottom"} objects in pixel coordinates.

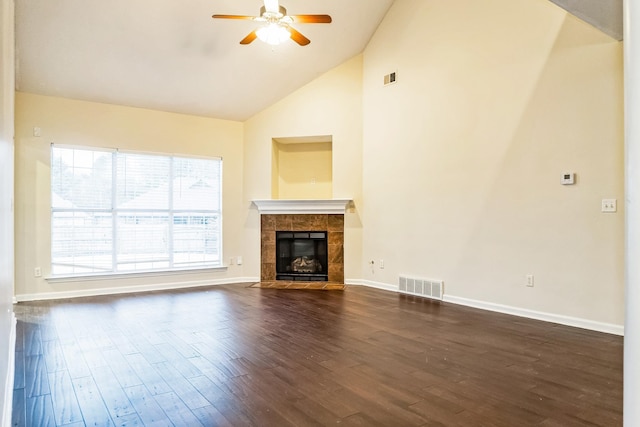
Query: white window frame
[{"left": 50, "top": 144, "right": 223, "bottom": 278}]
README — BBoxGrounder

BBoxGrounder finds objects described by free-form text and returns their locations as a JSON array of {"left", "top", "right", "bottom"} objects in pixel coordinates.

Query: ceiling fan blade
[
  {"left": 290, "top": 14, "right": 332, "bottom": 24},
  {"left": 240, "top": 30, "right": 258, "bottom": 45},
  {"left": 212, "top": 14, "right": 256, "bottom": 20},
  {"left": 288, "top": 27, "right": 310, "bottom": 46}
]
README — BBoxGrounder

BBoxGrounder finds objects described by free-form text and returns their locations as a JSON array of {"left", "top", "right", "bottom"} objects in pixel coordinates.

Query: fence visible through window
[{"left": 51, "top": 145, "right": 222, "bottom": 276}]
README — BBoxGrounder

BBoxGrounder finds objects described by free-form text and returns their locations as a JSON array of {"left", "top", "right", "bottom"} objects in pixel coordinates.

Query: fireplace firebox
[{"left": 276, "top": 231, "right": 328, "bottom": 281}]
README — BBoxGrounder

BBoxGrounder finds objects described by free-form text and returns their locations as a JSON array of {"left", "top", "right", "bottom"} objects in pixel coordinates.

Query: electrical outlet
[
  {"left": 379, "top": 259, "right": 384, "bottom": 269},
  {"left": 236, "top": 256, "right": 243, "bottom": 265},
  {"left": 601, "top": 199, "right": 617, "bottom": 213},
  {"left": 526, "top": 275, "right": 534, "bottom": 287},
  {"left": 34, "top": 267, "right": 42, "bottom": 278}
]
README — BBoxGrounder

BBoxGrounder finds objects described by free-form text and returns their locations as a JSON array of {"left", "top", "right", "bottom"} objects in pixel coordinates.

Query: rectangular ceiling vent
[
  {"left": 383, "top": 71, "right": 397, "bottom": 86},
  {"left": 398, "top": 275, "right": 444, "bottom": 301}
]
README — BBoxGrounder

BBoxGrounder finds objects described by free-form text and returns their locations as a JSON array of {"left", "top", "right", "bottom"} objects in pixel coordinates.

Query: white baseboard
[
  {"left": 443, "top": 295, "right": 624, "bottom": 336},
  {"left": 2, "top": 312, "right": 16, "bottom": 427},
  {"left": 14, "top": 277, "right": 260, "bottom": 302},
  {"left": 356, "top": 281, "right": 624, "bottom": 336},
  {"left": 351, "top": 279, "right": 397, "bottom": 292}
]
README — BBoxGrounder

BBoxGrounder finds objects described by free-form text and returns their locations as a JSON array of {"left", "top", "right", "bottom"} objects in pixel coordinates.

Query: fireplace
[
  {"left": 260, "top": 214, "right": 344, "bottom": 283},
  {"left": 276, "top": 231, "right": 328, "bottom": 281}
]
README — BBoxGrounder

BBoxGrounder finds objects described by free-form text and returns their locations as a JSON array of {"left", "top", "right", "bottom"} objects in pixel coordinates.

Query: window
[{"left": 51, "top": 145, "right": 222, "bottom": 276}]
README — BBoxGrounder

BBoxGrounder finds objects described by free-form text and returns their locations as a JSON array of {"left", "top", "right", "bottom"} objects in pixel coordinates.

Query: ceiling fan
[{"left": 212, "top": 0, "right": 332, "bottom": 46}]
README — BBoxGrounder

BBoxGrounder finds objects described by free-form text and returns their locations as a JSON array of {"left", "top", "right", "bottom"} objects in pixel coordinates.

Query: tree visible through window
[{"left": 51, "top": 146, "right": 222, "bottom": 276}]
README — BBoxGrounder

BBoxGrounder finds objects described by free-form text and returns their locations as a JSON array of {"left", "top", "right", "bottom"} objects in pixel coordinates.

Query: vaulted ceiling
[
  {"left": 14, "top": 0, "right": 622, "bottom": 122},
  {"left": 549, "top": 0, "right": 622, "bottom": 41},
  {"left": 15, "top": 0, "right": 395, "bottom": 121}
]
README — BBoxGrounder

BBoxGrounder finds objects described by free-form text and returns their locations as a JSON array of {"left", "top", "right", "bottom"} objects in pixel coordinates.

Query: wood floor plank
[
  {"left": 83, "top": 349, "right": 111, "bottom": 374},
  {"left": 152, "top": 391, "right": 205, "bottom": 426},
  {"left": 105, "top": 329, "right": 138, "bottom": 356},
  {"left": 132, "top": 340, "right": 168, "bottom": 365},
  {"left": 109, "top": 412, "right": 144, "bottom": 427},
  {"left": 25, "top": 394, "right": 56, "bottom": 427},
  {"left": 47, "top": 370, "right": 83, "bottom": 426},
  {"left": 13, "top": 284, "right": 622, "bottom": 426},
  {"left": 101, "top": 348, "right": 144, "bottom": 389},
  {"left": 152, "top": 361, "right": 211, "bottom": 410},
  {"left": 188, "top": 354, "right": 237, "bottom": 384},
  {"left": 72, "top": 375, "right": 116, "bottom": 427},
  {"left": 123, "top": 353, "right": 172, "bottom": 396},
  {"left": 11, "top": 388, "right": 26, "bottom": 427},
  {"left": 191, "top": 404, "right": 234, "bottom": 427},
  {"left": 14, "top": 319, "right": 25, "bottom": 352},
  {"left": 122, "top": 384, "right": 169, "bottom": 426},
  {"left": 188, "top": 375, "right": 257, "bottom": 425},
  {"left": 91, "top": 366, "right": 138, "bottom": 422},
  {"left": 25, "top": 355, "right": 50, "bottom": 397},
  {"left": 290, "top": 396, "right": 345, "bottom": 426},
  {"left": 42, "top": 340, "right": 67, "bottom": 373},
  {"left": 157, "top": 330, "right": 200, "bottom": 359},
  {"left": 59, "top": 340, "right": 92, "bottom": 379},
  {"left": 24, "top": 323, "right": 42, "bottom": 357},
  {"left": 13, "top": 350, "right": 25, "bottom": 390}
]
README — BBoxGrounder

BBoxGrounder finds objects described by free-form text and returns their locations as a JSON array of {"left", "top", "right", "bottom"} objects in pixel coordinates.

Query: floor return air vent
[{"left": 398, "top": 275, "right": 444, "bottom": 300}]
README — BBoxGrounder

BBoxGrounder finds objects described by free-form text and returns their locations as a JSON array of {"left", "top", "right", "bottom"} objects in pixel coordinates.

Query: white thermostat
[{"left": 561, "top": 172, "right": 575, "bottom": 185}]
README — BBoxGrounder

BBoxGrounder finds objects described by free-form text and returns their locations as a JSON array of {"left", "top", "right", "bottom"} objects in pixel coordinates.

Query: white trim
[
  {"left": 252, "top": 199, "right": 351, "bottom": 215},
  {"left": 51, "top": 143, "right": 222, "bottom": 161},
  {"left": 443, "top": 295, "right": 624, "bottom": 336},
  {"left": 356, "top": 281, "right": 624, "bottom": 336},
  {"left": 353, "top": 279, "right": 398, "bottom": 292},
  {"left": 51, "top": 143, "right": 116, "bottom": 153},
  {"left": 2, "top": 312, "right": 16, "bottom": 427},
  {"left": 14, "top": 277, "right": 259, "bottom": 302},
  {"left": 46, "top": 266, "right": 228, "bottom": 284},
  {"left": 273, "top": 135, "right": 332, "bottom": 144}
]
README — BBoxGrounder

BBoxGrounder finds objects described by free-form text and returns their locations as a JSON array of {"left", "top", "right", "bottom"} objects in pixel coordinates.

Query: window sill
[{"left": 45, "top": 265, "right": 228, "bottom": 284}]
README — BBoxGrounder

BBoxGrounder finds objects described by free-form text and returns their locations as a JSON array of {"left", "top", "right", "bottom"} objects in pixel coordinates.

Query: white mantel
[{"left": 252, "top": 199, "right": 351, "bottom": 215}]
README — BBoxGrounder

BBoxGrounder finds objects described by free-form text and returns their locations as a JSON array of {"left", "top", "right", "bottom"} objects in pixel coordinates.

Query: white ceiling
[{"left": 15, "top": 0, "right": 395, "bottom": 122}]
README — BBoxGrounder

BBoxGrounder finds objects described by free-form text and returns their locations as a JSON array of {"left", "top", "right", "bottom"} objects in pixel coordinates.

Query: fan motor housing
[{"left": 260, "top": 5, "right": 287, "bottom": 20}]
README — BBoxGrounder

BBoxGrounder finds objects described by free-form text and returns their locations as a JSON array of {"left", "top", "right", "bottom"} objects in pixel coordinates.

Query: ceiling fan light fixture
[
  {"left": 212, "top": 1, "right": 331, "bottom": 46},
  {"left": 256, "top": 23, "right": 290, "bottom": 45},
  {"left": 263, "top": 0, "right": 280, "bottom": 13}
]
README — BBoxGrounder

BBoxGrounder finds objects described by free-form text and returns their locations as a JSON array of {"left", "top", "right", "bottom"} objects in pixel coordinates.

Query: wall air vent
[
  {"left": 398, "top": 275, "right": 444, "bottom": 300},
  {"left": 383, "top": 71, "right": 397, "bottom": 86}
]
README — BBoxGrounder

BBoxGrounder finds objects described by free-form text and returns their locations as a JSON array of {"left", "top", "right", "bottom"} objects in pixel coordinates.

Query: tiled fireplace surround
[{"left": 260, "top": 214, "right": 344, "bottom": 283}]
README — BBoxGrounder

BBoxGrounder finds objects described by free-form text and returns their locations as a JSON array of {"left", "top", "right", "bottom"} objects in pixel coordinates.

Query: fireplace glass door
[{"left": 276, "top": 231, "right": 328, "bottom": 281}]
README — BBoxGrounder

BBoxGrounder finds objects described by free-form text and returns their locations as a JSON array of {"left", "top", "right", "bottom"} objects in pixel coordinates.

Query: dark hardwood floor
[{"left": 12, "top": 284, "right": 622, "bottom": 426}]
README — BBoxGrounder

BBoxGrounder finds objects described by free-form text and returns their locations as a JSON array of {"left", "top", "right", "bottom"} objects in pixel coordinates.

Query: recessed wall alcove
[
  {"left": 257, "top": 135, "right": 347, "bottom": 284},
  {"left": 271, "top": 135, "right": 332, "bottom": 199}
]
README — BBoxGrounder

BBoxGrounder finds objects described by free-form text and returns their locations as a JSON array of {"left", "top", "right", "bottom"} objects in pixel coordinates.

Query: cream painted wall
[
  {"left": 0, "top": 0, "right": 15, "bottom": 421},
  {"left": 11, "top": 0, "right": 623, "bottom": 331},
  {"left": 273, "top": 141, "right": 333, "bottom": 199},
  {"left": 362, "top": 0, "right": 624, "bottom": 326},
  {"left": 243, "top": 55, "right": 364, "bottom": 280},
  {"left": 14, "top": 92, "right": 246, "bottom": 298}
]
